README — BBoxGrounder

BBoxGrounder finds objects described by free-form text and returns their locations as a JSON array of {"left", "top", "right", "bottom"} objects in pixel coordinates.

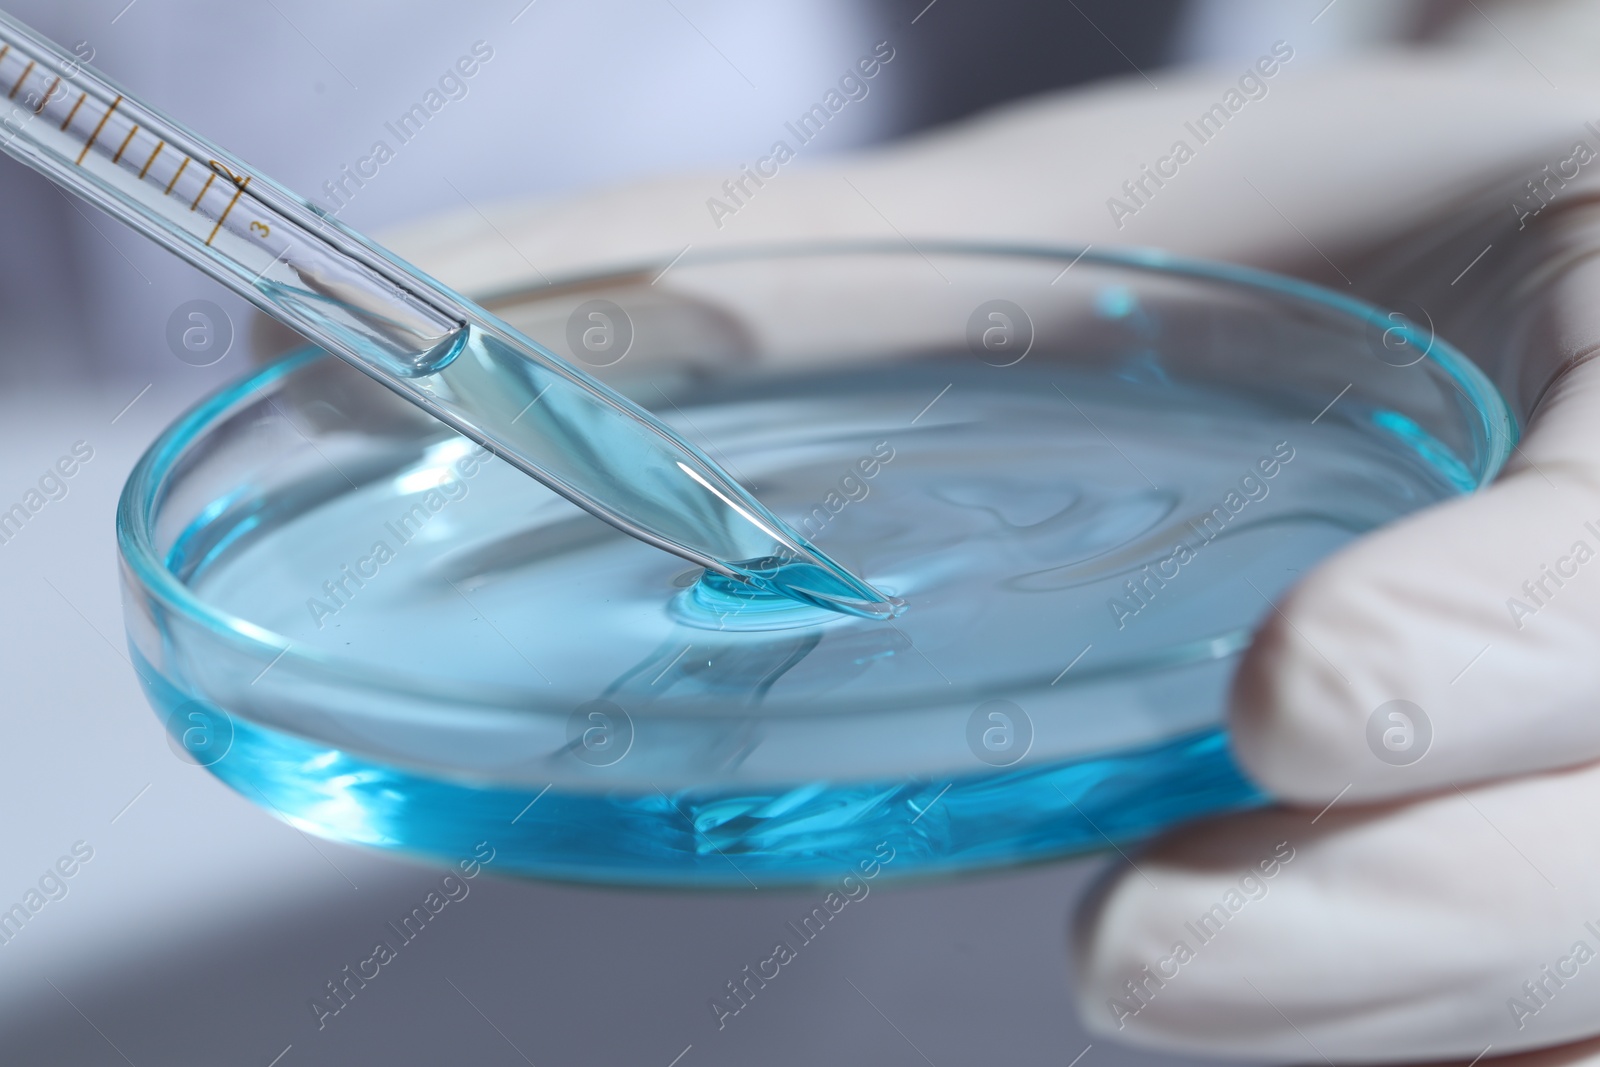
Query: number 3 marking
[{"left": 249, "top": 221, "right": 270, "bottom": 238}]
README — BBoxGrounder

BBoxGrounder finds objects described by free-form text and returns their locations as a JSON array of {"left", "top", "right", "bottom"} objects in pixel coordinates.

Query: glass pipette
[{"left": 0, "top": 11, "right": 897, "bottom": 620}]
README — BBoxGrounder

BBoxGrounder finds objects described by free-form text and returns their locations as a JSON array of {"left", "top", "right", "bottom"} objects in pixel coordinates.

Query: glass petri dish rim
[{"left": 116, "top": 240, "right": 1517, "bottom": 715}]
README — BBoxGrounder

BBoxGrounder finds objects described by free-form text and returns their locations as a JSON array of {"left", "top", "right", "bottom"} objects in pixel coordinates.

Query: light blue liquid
[
  {"left": 142, "top": 652, "right": 1253, "bottom": 886},
  {"left": 150, "top": 357, "right": 1475, "bottom": 885}
]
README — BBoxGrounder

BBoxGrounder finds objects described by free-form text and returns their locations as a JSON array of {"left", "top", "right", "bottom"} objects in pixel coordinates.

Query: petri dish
[{"left": 118, "top": 242, "right": 1512, "bottom": 886}]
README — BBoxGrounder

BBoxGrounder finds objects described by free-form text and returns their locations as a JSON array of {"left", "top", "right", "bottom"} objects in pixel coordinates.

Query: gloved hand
[
  {"left": 377, "top": 35, "right": 1600, "bottom": 1065},
  {"left": 1074, "top": 200, "right": 1600, "bottom": 1065}
]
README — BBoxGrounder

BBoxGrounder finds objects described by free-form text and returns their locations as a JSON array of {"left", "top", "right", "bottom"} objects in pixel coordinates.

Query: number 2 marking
[
  {"left": 207, "top": 159, "right": 250, "bottom": 189},
  {"left": 202, "top": 160, "right": 255, "bottom": 246}
]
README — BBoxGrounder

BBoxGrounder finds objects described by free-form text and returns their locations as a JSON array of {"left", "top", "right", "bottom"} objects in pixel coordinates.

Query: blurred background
[
  {"left": 0, "top": 0, "right": 1522, "bottom": 387},
  {"left": 0, "top": 0, "right": 1572, "bottom": 1063}
]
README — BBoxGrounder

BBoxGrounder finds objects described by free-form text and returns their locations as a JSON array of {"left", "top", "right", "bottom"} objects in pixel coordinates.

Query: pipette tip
[{"left": 730, "top": 550, "right": 903, "bottom": 622}]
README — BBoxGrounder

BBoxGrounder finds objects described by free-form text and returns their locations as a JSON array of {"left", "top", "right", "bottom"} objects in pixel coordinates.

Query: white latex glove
[{"left": 373, "top": 39, "right": 1600, "bottom": 1067}]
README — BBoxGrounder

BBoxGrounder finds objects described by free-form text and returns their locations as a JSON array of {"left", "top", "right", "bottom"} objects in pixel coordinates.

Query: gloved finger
[
  {"left": 1232, "top": 247, "right": 1600, "bottom": 806},
  {"left": 1072, "top": 758, "right": 1600, "bottom": 1062}
]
